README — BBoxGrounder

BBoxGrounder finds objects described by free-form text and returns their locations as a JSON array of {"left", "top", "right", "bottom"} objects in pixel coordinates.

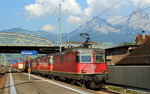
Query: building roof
[
  {"left": 105, "top": 45, "right": 139, "bottom": 50},
  {"left": 116, "top": 40, "right": 150, "bottom": 65},
  {"left": 105, "top": 45, "right": 139, "bottom": 55},
  {"left": 134, "top": 34, "right": 150, "bottom": 45}
]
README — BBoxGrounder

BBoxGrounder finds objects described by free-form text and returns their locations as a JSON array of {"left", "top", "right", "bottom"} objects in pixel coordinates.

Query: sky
[{"left": 1, "top": 0, "right": 150, "bottom": 33}]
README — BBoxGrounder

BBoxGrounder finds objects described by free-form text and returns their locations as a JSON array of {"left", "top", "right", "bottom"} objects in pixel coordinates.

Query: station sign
[{"left": 21, "top": 51, "right": 38, "bottom": 55}]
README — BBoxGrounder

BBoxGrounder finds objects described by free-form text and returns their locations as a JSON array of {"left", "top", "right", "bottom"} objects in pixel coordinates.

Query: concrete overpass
[
  {"left": 0, "top": 45, "right": 64, "bottom": 54},
  {"left": 0, "top": 32, "right": 64, "bottom": 54}
]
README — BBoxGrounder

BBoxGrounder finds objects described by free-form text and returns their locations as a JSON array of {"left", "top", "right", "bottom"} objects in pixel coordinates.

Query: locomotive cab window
[
  {"left": 96, "top": 53, "right": 104, "bottom": 63},
  {"left": 81, "top": 52, "right": 92, "bottom": 63}
]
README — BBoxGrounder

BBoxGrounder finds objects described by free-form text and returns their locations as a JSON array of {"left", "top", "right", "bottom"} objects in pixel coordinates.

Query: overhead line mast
[{"left": 59, "top": 3, "right": 62, "bottom": 52}]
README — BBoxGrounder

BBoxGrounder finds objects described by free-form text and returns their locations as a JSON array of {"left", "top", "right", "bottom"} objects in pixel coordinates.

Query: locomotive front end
[{"left": 75, "top": 48, "right": 108, "bottom": 88}]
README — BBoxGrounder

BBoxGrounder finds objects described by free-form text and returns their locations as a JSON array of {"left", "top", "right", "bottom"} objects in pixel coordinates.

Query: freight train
[{"left": 12, "top": 62, "right": 25, "bottom": 71}]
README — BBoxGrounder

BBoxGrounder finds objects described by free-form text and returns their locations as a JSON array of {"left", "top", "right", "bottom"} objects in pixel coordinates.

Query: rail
[
  {"left": 0, "top": 66, "right": 8, "bottom": 78},
  {"left": 0, "top": 66, "right": 8, "bottom": 94}
]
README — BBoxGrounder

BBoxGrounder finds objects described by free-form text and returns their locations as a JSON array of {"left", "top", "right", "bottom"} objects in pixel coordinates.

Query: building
[
  {"left": 107, "top": 40, "right": 150, "bottom": 90},
  {"left": 134, "top": 31, "right": 150, "bottom": 45},
  {"left": 105, "top": 31, "right": 150, "bottom": 65},
  {"left": 116, "top": 40, "right": 150, "bottom": 65},
  {"left": 105, "top": 45, "right": 139, "bottom": 65}
]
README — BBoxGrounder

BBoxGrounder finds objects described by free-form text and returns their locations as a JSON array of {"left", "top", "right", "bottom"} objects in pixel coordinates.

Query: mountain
[
  {"left": 65, "top": 11, "right": 150, "bottom": 46},
  {"left": 0, "top": 28, "right": 58, "bottom": 42}
]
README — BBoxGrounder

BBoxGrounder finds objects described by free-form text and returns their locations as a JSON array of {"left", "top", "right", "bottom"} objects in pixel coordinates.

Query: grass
[{"left": 107, "top": 85, "right": 146, "bottom": 94}]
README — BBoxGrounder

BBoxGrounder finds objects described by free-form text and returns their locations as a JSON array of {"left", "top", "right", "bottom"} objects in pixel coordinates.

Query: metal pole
[
  {"left": 37, "top": 31, "right": 39, "bottom": 46},
  {"left": 59, "top": 3, "right": 62, "bottom": 52},
  {"left": 68, "top": 31, "right": 70, "bottom": 46},
  {"left": 28, "top": 56, "right": 31, "bottom": 81}
]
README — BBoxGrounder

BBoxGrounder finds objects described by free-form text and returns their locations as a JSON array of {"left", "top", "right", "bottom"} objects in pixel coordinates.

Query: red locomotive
[{"left": 28, "top": 47, "right": 108, "bottom": 89}]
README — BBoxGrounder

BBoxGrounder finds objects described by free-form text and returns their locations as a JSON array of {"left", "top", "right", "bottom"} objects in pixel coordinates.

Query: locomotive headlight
[
  {"left": 101, "top": 70, "right": 105, "bottom": 73},
  {"left": 82, "top": 70, "right": 87, "bottom": 73}
]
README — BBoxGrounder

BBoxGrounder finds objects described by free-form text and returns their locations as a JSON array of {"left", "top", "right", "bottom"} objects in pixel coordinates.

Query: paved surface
[
  {"left": 4, "top": 69, "right": 95, "bottom": 94},
  {"left": 9, "top": 68, "right": 17, "bottom": 94},
  {"left": 3, "top": 73, "right": 10, "bottom": 94}
]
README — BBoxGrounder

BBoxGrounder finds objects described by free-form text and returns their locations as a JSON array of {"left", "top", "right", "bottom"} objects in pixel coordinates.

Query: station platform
[{"left": 3, "top": 68, "right": 95, "bottom": 94}]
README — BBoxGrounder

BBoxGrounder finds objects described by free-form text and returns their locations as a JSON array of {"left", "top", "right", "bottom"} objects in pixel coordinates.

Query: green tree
[{"left": 119, "top": 42, "right": 133, "bottom": 46}]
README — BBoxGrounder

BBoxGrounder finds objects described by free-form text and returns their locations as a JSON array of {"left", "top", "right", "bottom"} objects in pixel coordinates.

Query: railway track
[
  {"left": 0, "top": 66, "right": 9, "bottom": 94},
  {"left": 14, "top": 68, "right": 149, "bottom": 94},
  {"left": 0, "top": 66, "right": 8, "bottom": 78},
  {"left": 23, "top": 71, "right": 119, "bottom": 94},
  {"left": 12, "top": 68, "right": 118, "bottom": 94}
]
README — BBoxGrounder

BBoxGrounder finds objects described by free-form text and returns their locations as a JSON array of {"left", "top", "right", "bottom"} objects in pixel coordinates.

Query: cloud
[
  {"left": 24, "top": 0, "right": 150, "bottom": 27},
  {"left": 83, "top": 0, "right": 126, "bottom": 18},
  {"left": 62, "top": 0, "right": 82, "bottom": 15},
  {"left": 25, "top": 0, "right": 57, "bottom": 18},
  {"left": 25, "top": 0, "right": 82, "bottom": 18},
  {"left": 76, "top": 0, "right": 128, "bottom": 26},
  {"left": 67, "top": 15, "right": 81, "bottom": 25},
  {"left": 40, "top": 24, "right": 55, "bottom": 32},
  {"left": 131, "top": 0, "right": 150, "bottom": 8},
  {"left": 24, "top": 0, "right": 127, "bottom": 25}
]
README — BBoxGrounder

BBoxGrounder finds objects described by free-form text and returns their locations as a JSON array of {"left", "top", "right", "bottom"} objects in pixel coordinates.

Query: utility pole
[
  {"left": 28, "top": 56, "right": 31, "bottom": 81},
  {"left": 59, "top": 3, "right": 62, "bottom": 52},
  {"left": 68, "top": 31, "right": 70, "bottom": 46}
]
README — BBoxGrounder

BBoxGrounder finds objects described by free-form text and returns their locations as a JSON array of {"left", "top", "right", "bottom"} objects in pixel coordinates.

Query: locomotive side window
[
  {"left": 49, "top": 56, "right": 53, "bottom": 64},
  {"left": 66, "top": 54, "right": 70, "bottom": 63},
  {"left": 76, "top": 52, "right": 80, "bottom": 62},
  {"left": 72, "top": 53, "right": 76, "bottom": 59},
  {"left": 81, "top": 52, "right": 92, "bottom": 63},
  {"left": 96, "top": 53, "right": 104, "bottom": 63},
  {"left": 60, "top": 55, "right": 63, "bottom": 63},
  {"left": 55, "top": 57, "right": 58, "bottom": 63},
  {"left": 72, "top": 53, "right": 76, "bottom": 63},
  {"left": 63, "top": 55, "right": 66, "bottom": 63}
]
